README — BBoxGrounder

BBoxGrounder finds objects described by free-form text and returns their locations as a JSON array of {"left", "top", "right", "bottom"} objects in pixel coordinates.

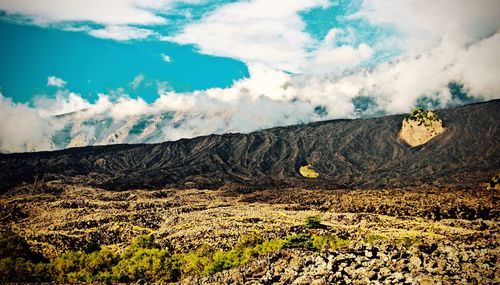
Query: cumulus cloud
[
  {"left": 295, "top": 32, "right": 500, "bottom": 114},
  {"left": 169, "top": 0, "right": 500, "bottom": 76},
  {"left": 308, "top": 29, "right": 374, "bottom": 74},
  {"left": 47, "top": 76, "right": 66, "bottom": 88},
  {"left": 169, "top": 0, "right": 331, "bottom": 73},
  {"left": 452, "top": 33, "right": 500, "bottom": 99},
  {"left": 335, "top": 0, "right": 500, "bottom": 111},
  {"left": 353, "top": 0, "right": 500, "bottom": 52}
]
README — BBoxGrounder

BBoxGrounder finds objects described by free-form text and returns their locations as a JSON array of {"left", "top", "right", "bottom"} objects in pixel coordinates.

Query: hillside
[{"left": 1, "top": 100, "right": 499, "bottom": 192}]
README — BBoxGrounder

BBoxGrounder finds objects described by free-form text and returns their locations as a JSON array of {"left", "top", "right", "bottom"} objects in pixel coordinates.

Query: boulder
[{"left": 399, "top": 109, "right": 444, "bottom": 147}]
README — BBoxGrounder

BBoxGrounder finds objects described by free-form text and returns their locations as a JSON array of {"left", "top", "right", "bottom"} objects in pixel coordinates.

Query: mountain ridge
[{"left": 1, "top": 99, "right": 499, "bottom": 192}]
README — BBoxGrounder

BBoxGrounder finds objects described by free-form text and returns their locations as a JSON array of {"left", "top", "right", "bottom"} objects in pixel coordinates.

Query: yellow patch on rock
[
  {"left": 299, "top": 164, "right": 319, "bottom": 178},
  {"left": 399, "top": 109, "right": 444, "bottom": 147}
]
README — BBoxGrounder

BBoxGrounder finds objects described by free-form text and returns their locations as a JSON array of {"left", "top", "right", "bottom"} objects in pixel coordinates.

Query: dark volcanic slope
[{"left": 1, "top": 100, "right": 499, "bottom": 191}]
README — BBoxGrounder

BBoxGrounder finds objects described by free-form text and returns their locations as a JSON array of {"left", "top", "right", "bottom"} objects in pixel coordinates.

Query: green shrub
[
  {"left": 51, "top": 251, "right": 87, "bottom": 281},
  {"left": 48, "top": 235, "right": 181, "bottom": 283},
  {"left": 0, "top": 257, "right": 51, "bottom": 282},
  {"left": 405, "top": 108, "right": 440, "bottom": 126},
  {"left": 204, "top": 251, "right": 237, "bottom": 275},
  {"left": 312, "top": 235, "right": 349, "bottom": 251},
  {"left": 180, "top": 233, "right": 284, "bottom": 277},
  {"left": 234, "top": 233, "right": 264, "bottom": 250},
  {"left": 51, "top": 250, "right": 118, "bottom": 282},
  {"left": 87, "top": 249, "right": 117, "bottom": 275},
  {"left": 0, "top": 232, "right": 352, "bottom": 283},
  {"left": 113, "top": 247, "right": 176, "bottom": 282},
  {"left": 0, "top": 232, "right": 51, "bottom": 282},
  {"left": 125, "top": 235, "right": 157, "bottom": 253},
  {"left": 108, "top": 234, "right": 182, "bottom": 282},
  {"left": 283, "top": 234, "right": 314, "bottom": 249},
  {"left": 282, "top": 233, "right": 348, "bottom": 251},
  {"left": 199, "top": 234, "right": 268, "bottom": 276},
  {"left": 304, "top": 216, "right": 323, "bottom": 229},
  {"left": 253, "top": 239, "right": 284, "bottom": 255},
  {"left": 181, "top": 243, "right": 215, "bottom": 275}
]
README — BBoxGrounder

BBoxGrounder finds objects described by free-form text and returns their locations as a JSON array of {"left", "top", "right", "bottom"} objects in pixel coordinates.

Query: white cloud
[
  {"left": 130, "top": 74, "right": 145, "bottom": 90},
  {"left": 89, "top": 25, "right": 154, "bottom": 41},
  {"left": 161, "top": 53, "right": 172, "bottom": 63},
  {"left": 300, "top": 31, "right": 500, "bottom": 114},
  {"left": 169, "top": 0, "right": 500, "bottom": 76},
  {"left": 0, "top": 0, "right": 206, "bottom": 40},
  {"left": 110, "top": 96, "right": 150, "bottom": 119},
  {"left": 47, "top": 76, "right": 66, "bottom": 88},
  {"left": 353, "top": 0, "right": 500, "bottom": 53},
  {"left": 0, "top": 0, "right": 169, "bottom": 25},
  {"left": 169, "top": 0, "right": 331, "bottom": 73},
  {"left": 33, "top": 90, "right": 91, "bottom": 117},
  {"left": 0, "top": 95, "right": 57, "bottom": 153},
  {"left": 308, "top": 29, "right": 373, "bottom": 74},
  {"left": 104, "top": 29, "right": 500, "bottom": 135},
  {"left": 449, "top": 33, "right": 500, "bottom": 100}
]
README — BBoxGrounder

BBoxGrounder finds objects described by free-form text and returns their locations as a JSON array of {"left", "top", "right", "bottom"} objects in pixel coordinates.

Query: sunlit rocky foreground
[{"left": 1, "top": 183, "right": 498, "bottom": 284}]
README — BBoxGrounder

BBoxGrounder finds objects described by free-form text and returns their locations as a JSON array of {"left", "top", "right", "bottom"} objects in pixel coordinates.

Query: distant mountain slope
[{"left": 1, "top": 100, "right": 499, "bottom": 192}]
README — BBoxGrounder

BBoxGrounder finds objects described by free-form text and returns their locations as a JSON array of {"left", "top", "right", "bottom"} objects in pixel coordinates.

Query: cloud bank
[{"left": 0, "top": 96, "right": 58, "bottom": 152}]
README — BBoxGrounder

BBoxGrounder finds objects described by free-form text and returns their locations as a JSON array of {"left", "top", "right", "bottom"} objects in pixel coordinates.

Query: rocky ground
[
  {"left": 195, "top": 241, "right": 498, "bottom": 285},
  {"left": 0, "top": 182, "right": 498, "bottom": 284}
]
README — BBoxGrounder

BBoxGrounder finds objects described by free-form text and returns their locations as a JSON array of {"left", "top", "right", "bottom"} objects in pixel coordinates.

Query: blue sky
[
  {"left": 0, "top": 16, "right": 248, "bottom": 103},
  {"left": 0, "top": 0, "right": 499, "bottom": 152}
]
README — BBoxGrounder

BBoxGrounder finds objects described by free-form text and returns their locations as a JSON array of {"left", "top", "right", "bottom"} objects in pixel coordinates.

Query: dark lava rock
[{"left": 1, "top": 100, "right": 499, "bottom": 192}]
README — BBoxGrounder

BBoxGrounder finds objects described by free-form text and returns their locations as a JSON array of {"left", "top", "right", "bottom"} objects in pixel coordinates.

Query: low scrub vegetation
[
  {"left": 405, "top": 108, "right": 441, "bottom": 126},
  {"left": 304, "top": 215, "right": 323, "bottom": 229},
  {"left": 0, "top": 231, "right": 349, "bottom": 283}
]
